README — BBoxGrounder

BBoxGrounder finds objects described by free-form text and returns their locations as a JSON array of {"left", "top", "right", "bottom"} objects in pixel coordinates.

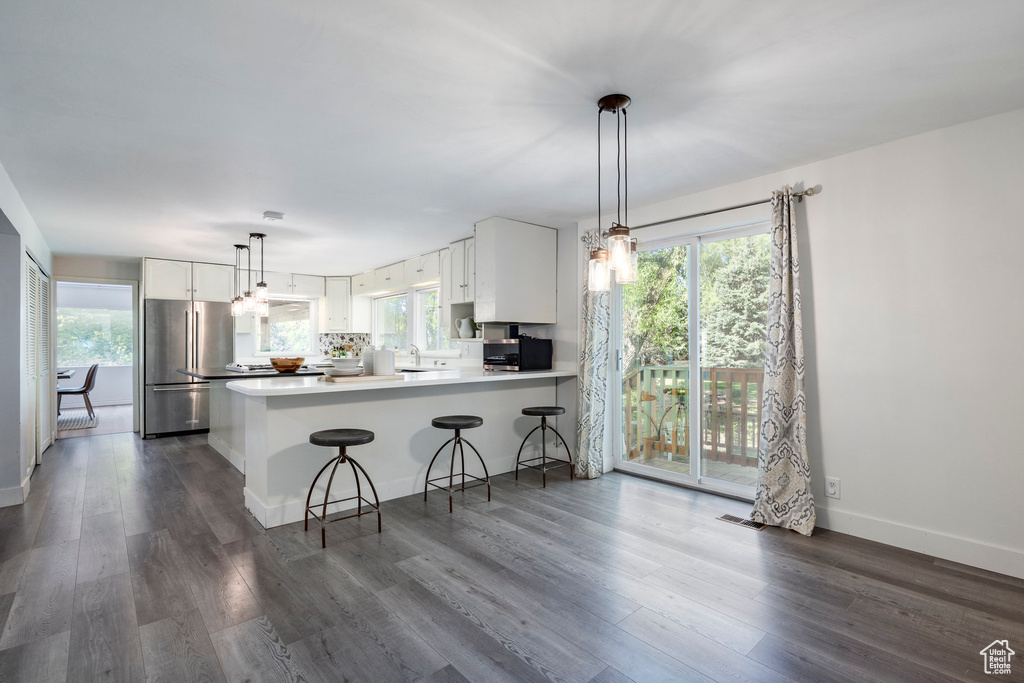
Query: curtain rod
[{"left": 581, "top": 186, "right": 817, "bottom": 241}]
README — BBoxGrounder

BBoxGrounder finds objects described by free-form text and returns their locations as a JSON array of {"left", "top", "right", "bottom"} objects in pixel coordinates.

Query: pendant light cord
[
  {"left": 616, "top": 107, "right": 621, "bottom": 226},
  {"left": 247, "top": 238, "right": 252, "bottom": 291},
  {"left": 597, "top": 106, "right": 602, "bottom": 248},
  {"left": 623, "top": 108, "right": 628, "bottom": 228}
]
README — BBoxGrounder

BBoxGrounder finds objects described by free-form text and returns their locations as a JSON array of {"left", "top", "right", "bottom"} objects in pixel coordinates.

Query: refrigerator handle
[
  {"left": 184, "top": 308, "right": 190, "bottom": 370},
  {"left": 195, "top": 309, "right": 201, "bottom": 371}
]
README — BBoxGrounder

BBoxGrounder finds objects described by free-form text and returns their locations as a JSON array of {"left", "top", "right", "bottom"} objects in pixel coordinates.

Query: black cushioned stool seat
[
  {"left": 522, "top": 406, "right": 565, "bottom": 417},
  {"left": 424, "top": 415, "right": 490, "bottom": 512},
  {"left": 309, "top": 428, "right": 375, "bottom": 447},
  {"left": 431, "top": 415, "right": 484, "bottom": 430},
  {"left": 305, "top": 428, "right": 381, "bottom": 547},
  {"left": 516, "top": 406, "right": 574, "bottom": 487}
]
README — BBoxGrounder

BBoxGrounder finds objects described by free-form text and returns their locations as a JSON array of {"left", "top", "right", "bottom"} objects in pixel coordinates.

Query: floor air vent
[{"left": 717, "top": 514, "right": 766, "bottom": 530}]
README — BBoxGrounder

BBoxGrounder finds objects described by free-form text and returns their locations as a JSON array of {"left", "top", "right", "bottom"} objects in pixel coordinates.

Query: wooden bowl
[{"left": 270, "top": 357, "right": 304, "bottom": 373}]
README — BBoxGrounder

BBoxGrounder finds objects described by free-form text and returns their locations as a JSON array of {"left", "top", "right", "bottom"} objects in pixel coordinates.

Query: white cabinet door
[
  {"left": 450, "top": 240, "right": 466, "bottom": 304},
  {"left": 145, "top": 259, "right": 192, "bottom": 300},
  {"left": 325, "top": 277, "right": 350, "bottom": 332},
  {"left": 374, "top": 263, "right": 404, "bottom": 293},
  {"left": 292, "top": 274, "right": 325, "bottom": 298},
  {"left": 234, "top": 311, "right": 256, "bottom": 334},
  {"left": 351, "top": 271, "right": 374, "bottom": 296},
  {"left": 191, "top": 263, "right": 235, "bottom": 302},
  {"left": 421, "top": 250, "right": 441, "bottom": 282},
  {"left": 439, "top": 247, "right": 452, "bottom": 330},
  {"left": 387, "top": 263, "right": 406, "bottom": 290},
  {"left": 263, "top": 271, "right": 293, "bottom": 296},
  {"left": 405, "top": 251, "right": 440, "bottom": 286},
  {"left": 373, "top": 266, "right": 391, "bottom": 293},
  {"left": 464, "top": 237, "right": 475, "bottom": 303}
]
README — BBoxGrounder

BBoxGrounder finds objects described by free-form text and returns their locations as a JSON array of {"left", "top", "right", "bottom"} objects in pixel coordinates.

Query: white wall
[
  {"left": 0, "top": 159, "right": 52, "bottom": 506},
  {"left": 578, "top": 107, "right": 1024, "bottom": 578},
  {"left": 52, "top": 254, "right": 140, "bottom": 281}
]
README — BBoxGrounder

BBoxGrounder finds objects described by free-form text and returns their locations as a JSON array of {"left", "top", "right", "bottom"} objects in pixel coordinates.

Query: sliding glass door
[{"left": 616, "top": 223, "right": 770, "bottom": 496}]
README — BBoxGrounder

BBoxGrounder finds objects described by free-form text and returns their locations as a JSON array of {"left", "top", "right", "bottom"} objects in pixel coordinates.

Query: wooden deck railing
[{"left": 622, "top": 364, "right": 764, "bottom": 468}]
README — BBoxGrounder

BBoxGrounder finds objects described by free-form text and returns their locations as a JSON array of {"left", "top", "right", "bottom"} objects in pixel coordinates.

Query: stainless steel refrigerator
[{"left": 144, "top": 299, "right": 233, "bottom": 437}]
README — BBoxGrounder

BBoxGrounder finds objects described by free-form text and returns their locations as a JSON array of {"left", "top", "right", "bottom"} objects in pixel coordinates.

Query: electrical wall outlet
[{"left": 825, "top": 476, "right": 841, "bottom": 500}]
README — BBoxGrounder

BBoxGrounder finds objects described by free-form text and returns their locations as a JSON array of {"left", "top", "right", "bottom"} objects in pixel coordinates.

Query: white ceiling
[{"left": 2, "top": 0, "right": 1024, "bottom": 275}]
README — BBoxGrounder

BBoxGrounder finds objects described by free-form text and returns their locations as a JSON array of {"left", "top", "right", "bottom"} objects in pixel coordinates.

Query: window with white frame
[
  {"left": 373, "top": 293, "right": 408, "bottom": 351},
  {"left": 373, "top": 287, "right": 458, "bottom": 353},
  {"left": 415, "top": 287, "right": 456, "bottom": 351},
  {"left": 256, "top": 298, "right": 318, "bottom": 355}
]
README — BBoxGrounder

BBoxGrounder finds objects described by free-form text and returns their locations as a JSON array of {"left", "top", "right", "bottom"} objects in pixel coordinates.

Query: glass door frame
[{"left": 612, "top": 220, "right": 770, "bottom": 501}]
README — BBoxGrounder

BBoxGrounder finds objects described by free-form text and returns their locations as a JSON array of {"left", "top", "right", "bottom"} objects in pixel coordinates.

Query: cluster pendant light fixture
[
  {"left": 230, "top": 244, "right": 248, "bottom": 316},
  {"left": 589, "top": 93, "right": 638, "bottom": 291},
  {"left": 250, "top": 232, "right": 269, "bottom": 317},
  {"left": 230, "top": 230, "right": 271, "bottom": 317}
]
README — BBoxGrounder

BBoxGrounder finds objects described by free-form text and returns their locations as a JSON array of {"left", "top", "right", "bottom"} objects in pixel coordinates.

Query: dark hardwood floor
[{"left": 0, "top": 432, "right": 1020, "bottom": 682}]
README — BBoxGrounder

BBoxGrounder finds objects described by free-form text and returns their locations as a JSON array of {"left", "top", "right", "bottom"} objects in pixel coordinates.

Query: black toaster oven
[{"left": 483, "top": 336, "right": 552, "bottom": 371}]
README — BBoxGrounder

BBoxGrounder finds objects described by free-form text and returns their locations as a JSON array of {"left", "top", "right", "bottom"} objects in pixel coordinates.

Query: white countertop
[{"left": 226, "top": 367, "right": 576, "bottom": 397}]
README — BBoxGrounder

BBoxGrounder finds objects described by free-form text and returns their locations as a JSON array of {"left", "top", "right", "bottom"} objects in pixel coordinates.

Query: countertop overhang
[
  {"left": 226, "top": 368, "right": 576, "bottom": 397},
  {"left": 178, "top": 367, "right": 325, "bottom": 380}
]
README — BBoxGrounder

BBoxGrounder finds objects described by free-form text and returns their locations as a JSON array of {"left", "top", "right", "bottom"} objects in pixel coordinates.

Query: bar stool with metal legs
[
  {"left": 306, "top": 428, "right": 381, "bottom": 548},
  {"left": 515, "top": 406, "right": 574, "bottom": 487},
  {"left": 424, "top": 415, "right": 490, "bottom": 512}
]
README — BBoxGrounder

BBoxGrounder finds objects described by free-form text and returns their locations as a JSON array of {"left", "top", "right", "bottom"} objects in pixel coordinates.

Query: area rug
[{"left": 57, "top": 410, "right": 99, "bottom": 431}]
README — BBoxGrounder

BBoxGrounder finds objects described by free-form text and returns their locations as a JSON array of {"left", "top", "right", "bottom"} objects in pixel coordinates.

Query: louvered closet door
[
  {"left": 25, "top": 259, "right": 39, "bottom": 465},
  {"left": 36, "top": 272, "right": 52, "bottom": 456}
]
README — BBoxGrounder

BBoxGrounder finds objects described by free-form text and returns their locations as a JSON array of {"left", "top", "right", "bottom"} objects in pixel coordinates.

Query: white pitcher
[{"left": 456, "top": 317, "right": 474, "bottom": 339}]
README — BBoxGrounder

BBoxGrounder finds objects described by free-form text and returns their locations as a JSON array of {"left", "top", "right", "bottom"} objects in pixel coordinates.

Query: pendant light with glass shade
[
  {"left": 590, "top": 94, "right": 632, "bottom": 291},
  {"left": 616, "top": 237, "right": 639, "bottom": 285},
  {"left": 230, "top": 244, "right": 247, "bottom": 316},
  {"left": 250, "top": 232, "right": 269, "bottom": 317}
]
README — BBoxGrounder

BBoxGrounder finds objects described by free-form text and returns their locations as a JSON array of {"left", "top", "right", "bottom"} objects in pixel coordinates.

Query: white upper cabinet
[
  {"left": 449, "top": 238, "right": 475, "bottom": 304},
  {"left": 474, "top": 217, "right": 556, "bottom": 324},
  {"left": 324, "top": 277, "right": 351, "bottom": 332},
  {"left": 261, "top": 272, "right": 325, "bottom": 297},
  {"left": 191, "top": 263, "right": 235, "bottom": 302},
  {"left": 373, "top": 263, "right": 405, "bottom": 294},
  {"left": 291, "top": 274, "right": 326, "bottom": 298},
  {"left": 351, "top": 271, "right": 374, "bottom": 297},
  {"left": 263, "top": 271, "right": 293, "bottom": 296},
  {"left": 144, "top": 259, "right": 192, "bottom": 300},
  {"left": 404, "top": 251, "right": 440, "bottom": 287}
]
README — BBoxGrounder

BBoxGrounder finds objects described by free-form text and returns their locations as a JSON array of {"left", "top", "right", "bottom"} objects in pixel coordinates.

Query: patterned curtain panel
[
  {"left": 575, "top": 230, "right": 609, "bottom": 479},
  {"left": 751, "top": 188, "right": 816, "bottom": 535}
]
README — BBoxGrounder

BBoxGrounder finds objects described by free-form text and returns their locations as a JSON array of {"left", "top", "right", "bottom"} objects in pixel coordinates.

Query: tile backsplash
[{"left": 320, "top": 333, "right": 372, "bottom": 357}]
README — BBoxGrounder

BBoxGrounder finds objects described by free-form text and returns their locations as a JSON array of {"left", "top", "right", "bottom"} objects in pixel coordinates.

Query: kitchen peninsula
[{"left": 219, "top": 368, "right": 576, "bottom": 528}]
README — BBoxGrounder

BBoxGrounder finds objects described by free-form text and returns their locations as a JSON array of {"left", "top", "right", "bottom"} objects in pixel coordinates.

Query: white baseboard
[
  {"left": 0, "top": 475, "right": 30, "bottom": 508},
  {"left": 245, "top": 459, "right": 517, "bottom": 529},
  {"left": 208, "top": 434, "right": 244, "bottom": 474},
  {"left": 816, "top": 505, "right": 1024, "bottom": 580}
]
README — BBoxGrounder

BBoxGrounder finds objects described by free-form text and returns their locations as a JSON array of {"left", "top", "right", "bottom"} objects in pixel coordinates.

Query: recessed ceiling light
[{"left": 263, "top": 210, "right": 284, "bottom": 221}]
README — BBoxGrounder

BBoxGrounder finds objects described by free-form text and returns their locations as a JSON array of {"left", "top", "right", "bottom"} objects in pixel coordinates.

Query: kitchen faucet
[{"left": 409, "top": 344, "right": 420, "bottom": 366}]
